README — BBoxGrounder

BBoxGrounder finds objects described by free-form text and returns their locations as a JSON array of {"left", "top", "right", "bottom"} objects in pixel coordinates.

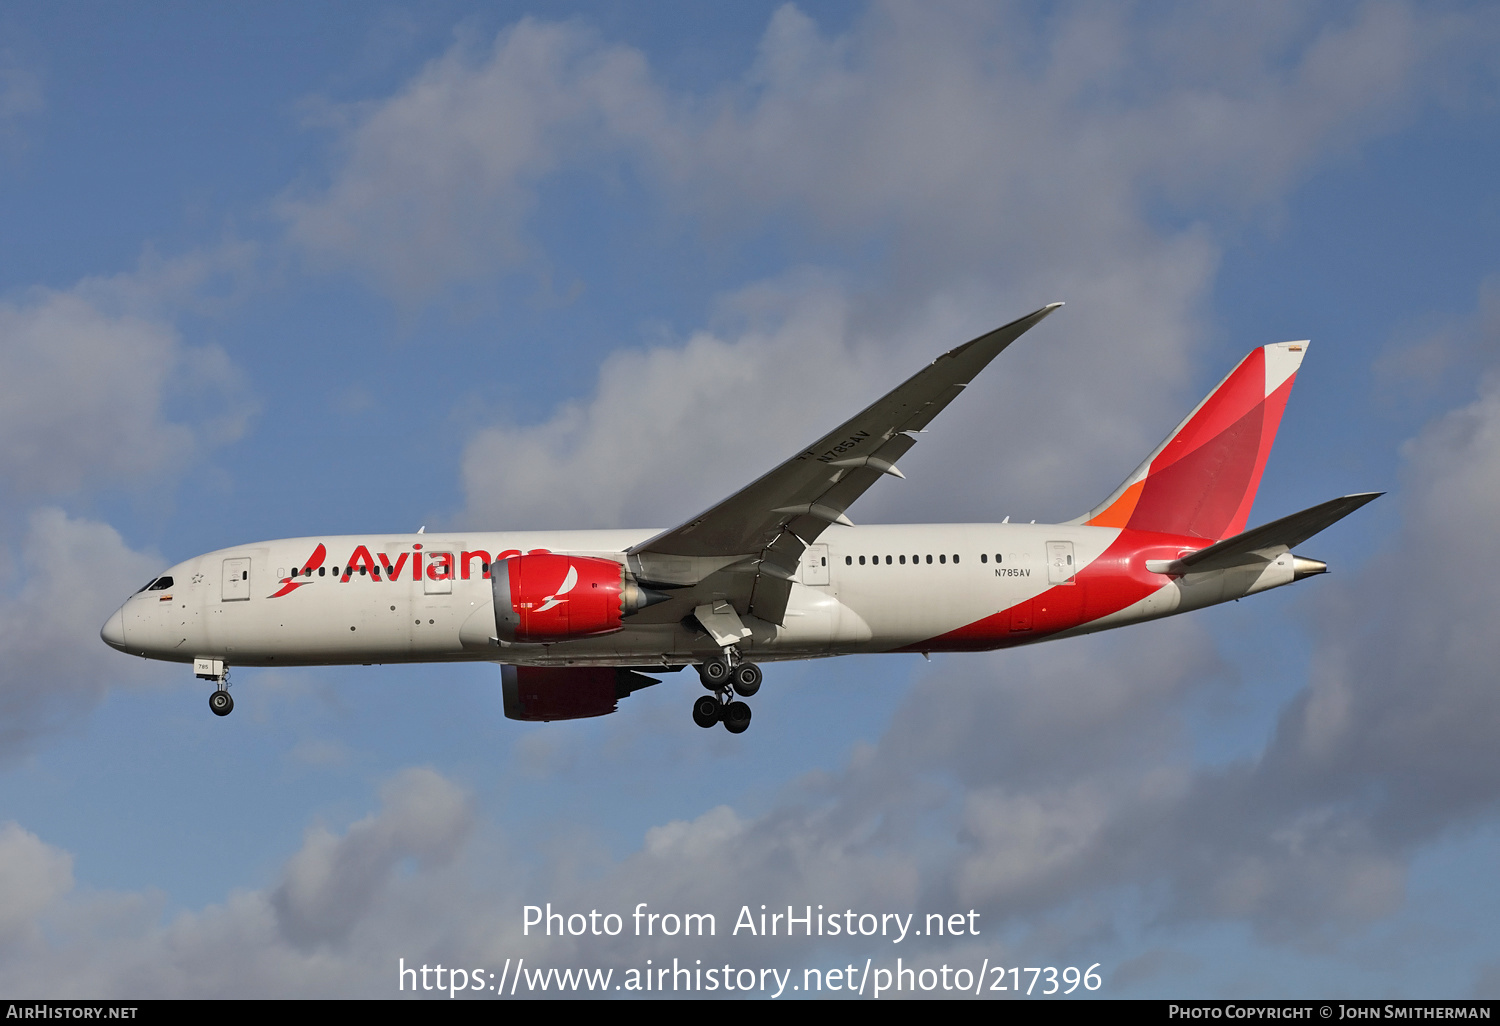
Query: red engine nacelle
[{"left": 491, "top": 553, "right": 630, "bottom": 644}]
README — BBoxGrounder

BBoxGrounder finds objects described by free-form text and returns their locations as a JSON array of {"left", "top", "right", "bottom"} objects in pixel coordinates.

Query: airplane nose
[{"left": 100, "top": 608, "right": 127, "bottom": 651}]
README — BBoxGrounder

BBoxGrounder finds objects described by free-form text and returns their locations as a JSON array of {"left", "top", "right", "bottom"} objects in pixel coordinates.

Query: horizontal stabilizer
[{"left": 1148, "top": 492, "right": 1382, "bottom": 575}]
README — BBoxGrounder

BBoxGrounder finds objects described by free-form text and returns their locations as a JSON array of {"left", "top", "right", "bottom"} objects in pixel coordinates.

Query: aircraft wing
[
  {"left": 624, "top": 302, "right": 1063, "bottom": 624},
  {"left": 1149, "top": 491, "right": 1383, "bottom": 575}
]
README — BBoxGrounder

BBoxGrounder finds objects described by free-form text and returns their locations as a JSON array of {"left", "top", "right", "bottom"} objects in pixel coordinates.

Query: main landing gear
[{"left": 692, "top": 652, "right": 761, "bottom": 733}]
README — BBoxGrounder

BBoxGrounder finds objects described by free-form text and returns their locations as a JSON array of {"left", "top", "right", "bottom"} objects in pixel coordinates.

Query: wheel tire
[
  {"left": 209, "top": 690, "right": 234, "bottom": 717},
  {"left": 722, "top": 701, "right": 752, "bottom": 734},
  {"left": 692, "top": 695, "right": 720, "bottom": 728},
  {"left": 698, "top": 657, "right": 731, "bottom": 688},
  {"left": 732, "top": 662, "right": 762, "bottom": 697}
]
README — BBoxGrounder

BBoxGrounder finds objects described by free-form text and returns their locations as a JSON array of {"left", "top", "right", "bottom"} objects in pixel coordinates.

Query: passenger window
[
  {"left": 996, "top": 554, "right": 1002, "bottom": 563},
  {"left": 885, "top": 555, "right": 891, "bottom": 565},
  {"left": 925, "top": 555, "right": 932, "bottom": 564},
  {"left": 899, "top": 555, "right": 906, "bottom": 564},
  {"left": 859, "top": 556, "right": 866, "bottom": 565},
  {"left": 940, "top": 554, "right": 946, "bottom": 564},
  {"left": 953, "top": 554, "right": 959, "bottom": 564},
  {"left": 845, "top": 556, "right": 852, "bottom": 565}
]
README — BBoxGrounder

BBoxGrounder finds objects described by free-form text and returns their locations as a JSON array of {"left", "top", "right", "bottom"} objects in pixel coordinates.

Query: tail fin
[{"left": 1077, "top": 341, "right": 1307, "bottom": 541}]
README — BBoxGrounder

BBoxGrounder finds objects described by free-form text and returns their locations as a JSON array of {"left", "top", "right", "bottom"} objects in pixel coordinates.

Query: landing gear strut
[{"left": 692, "top": 650, "right": 761, "bottom": 732}]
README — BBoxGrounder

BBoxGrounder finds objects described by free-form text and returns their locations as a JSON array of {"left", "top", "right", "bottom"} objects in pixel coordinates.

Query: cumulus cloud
[
  {"left": 0, "top": 823, "right": 72, "bottom": 949},
  {"left": 0, "top": 768, "right": 476, "bottom": 997},
  {"left": 418, "top": 2, "right": 1494, "bottom": 530},
  {"left": 280, "top": 17, "right": 664, "bottom": 298},
  {"left": 279, "top": 3, "right": 1488, "bottom": 309},
  {"left": 457, "top": 277, "right": 892, "bottom": 529},
  {"left": 0, "top": 245, "right": 258, "bottom": 755},
  {"left": 0, "top": 509, "right": 164, "bottom": 757},
  {"left": 1255, "top": 294, "right": 1500, "bottom": 843},
  {"left": 0, "top": 248, "right": 255, "bottom": 503},
  {"left": 272, "top": 767, "right": 472, "bottom": 948}
]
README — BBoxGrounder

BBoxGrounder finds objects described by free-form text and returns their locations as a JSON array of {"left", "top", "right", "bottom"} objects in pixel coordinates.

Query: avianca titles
[{"left": 100, "top": 304, "right": 1379, "bottom": 733}]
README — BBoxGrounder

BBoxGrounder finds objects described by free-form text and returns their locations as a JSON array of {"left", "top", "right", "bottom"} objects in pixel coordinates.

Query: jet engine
[
  {"left": 491, "top": 553, "right": 665, "bottom": 644},
  {"left": 501, "top": 665, "right": 660, "bottom": 721}
]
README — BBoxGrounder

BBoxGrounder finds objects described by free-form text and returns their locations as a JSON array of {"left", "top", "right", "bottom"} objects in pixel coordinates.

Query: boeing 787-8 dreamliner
[{"left": 101, "top": 304, "right": 1377, "bottom": 733}]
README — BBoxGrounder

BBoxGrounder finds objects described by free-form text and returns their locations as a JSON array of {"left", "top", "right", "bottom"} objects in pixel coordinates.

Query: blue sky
[{"left": 2, "top": 1, "right": 1500, "bottom": 998}]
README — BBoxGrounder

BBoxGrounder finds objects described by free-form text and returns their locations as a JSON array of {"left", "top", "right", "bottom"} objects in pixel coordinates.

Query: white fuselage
[{"left": 104, "top": 523, "right": 1298, "bottom": 670}]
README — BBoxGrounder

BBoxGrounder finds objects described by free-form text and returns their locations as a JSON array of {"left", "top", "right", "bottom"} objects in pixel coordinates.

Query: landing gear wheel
[
  {"left": 209, "top": 690, "right": 234, "bottom": 717},
  {"left": 692, "top": 695, "right": 721, "bottom": 728},
  {"left": 731, "top": 662, "right": 762, "bottom": 697},
  {"left": 722, "top": 701, "right": 752, "bottom": 734},
  {"left": 698, "top": 657, "right": 731, "bottom": 688}
]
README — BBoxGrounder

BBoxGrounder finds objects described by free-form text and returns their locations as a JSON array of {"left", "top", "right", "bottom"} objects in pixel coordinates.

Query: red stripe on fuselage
[{"left": 902, "top": 527, "right": 1212, "bottom": 652}]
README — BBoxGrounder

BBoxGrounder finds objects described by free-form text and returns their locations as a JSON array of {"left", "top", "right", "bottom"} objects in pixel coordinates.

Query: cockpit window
[
  {"left": 148, "top": 576, "right": 173, "bottom": 591},
  {"left": 137, "top": 578, "right": 159, "bottom": 593}
]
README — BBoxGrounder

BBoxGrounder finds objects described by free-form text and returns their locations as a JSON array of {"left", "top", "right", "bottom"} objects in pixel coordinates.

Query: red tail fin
[{"left": 1079, "top": 342, "right": 1307, "bottom": 541}]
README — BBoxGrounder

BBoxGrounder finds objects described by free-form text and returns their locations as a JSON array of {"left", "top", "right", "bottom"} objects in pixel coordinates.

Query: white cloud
[
  {"left": 0, "top": 244, "right": 259, "bottom": 756},
  {"left": 425, "top": 2, "right": 1492, "bottom": 529},
  {"left": 0, "top": 247, "right": 256, "bottom": 503},
  {"left": 0, "top": 769, "right": 478, "bottom": 997},
  {"left": 0, "top": 822, "right": 72, "bottom": 949},
  {"left": 0, "top": 509, "right": 165, "bottom": 757},
  {"left": 457, "top": 277, "right": 892, "bottom": 529},
  {"left": 280, "top": 17, "right": 665, "bottom": 298},
  {"left": 282, "top": 3, "right": 1486, "bottom": 299},
  {"left": 272, "top": 767, "right": 472, "bottom": 949}
]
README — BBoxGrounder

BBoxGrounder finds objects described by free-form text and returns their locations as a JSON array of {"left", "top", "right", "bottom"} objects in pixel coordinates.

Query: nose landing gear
[
  {"left": 195, "top": 659, "right": 234, "bottom": 717},
  {"left": 693, "top": 651, "right": 760, "bottom": 732}
]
